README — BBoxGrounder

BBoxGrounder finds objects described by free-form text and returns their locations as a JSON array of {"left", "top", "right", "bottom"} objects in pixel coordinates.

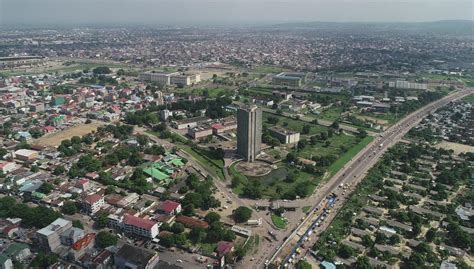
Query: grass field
[
  {"left": 179, "top": 145, "right": 225, "bottom": 180},
  {"left": 326, "top": 136, "right": 374, "bottom": 176},
  {"left": 262, "top": 112, "right": 327, "bottom": 136},
  {"left": 463, "top": 93, "right": 474, "bottom": 104},
  {"left": 298, "top": 133, "right": 360, "bottom": 160},
  {"left": 0, "top": 62, "right": 127, "bottom": 77},
  {"left": 34, "top": 122, "right": 104, "bottom": 147},
  {"left": 271, "top": 214, "right": 287, "bottom": 229},
  {"left": 318, "top": 107, "right": 344, "bottom": 121}
]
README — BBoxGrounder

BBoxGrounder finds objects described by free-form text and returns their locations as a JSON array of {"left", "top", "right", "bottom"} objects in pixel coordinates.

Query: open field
[
  {"left": 0, "top": 61, "right": 127, "bottom": 77},
  {"left": 262, "top": 112, "right": 327, "bottom": 136},
  {"left": 435, "top": 141, "right": 474, "bottom": 154},
  {"left": 326, "top": 136, "right": 374, "bottom": 176},
  {"left": 463, "top": 93, "right": 474, "bottom": 104},
  {"left": 34, "top": 122, "right": 104, "bottom": 147}
]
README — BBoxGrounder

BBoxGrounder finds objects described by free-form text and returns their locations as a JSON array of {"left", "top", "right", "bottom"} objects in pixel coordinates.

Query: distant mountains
[{"left": 269, "top": 20, "right": 474, "bottom": 34}]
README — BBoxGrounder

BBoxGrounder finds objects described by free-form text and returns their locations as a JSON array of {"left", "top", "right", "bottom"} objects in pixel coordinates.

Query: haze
[{"left": 1, "top": 0, "right": 473, "bottom": 27}]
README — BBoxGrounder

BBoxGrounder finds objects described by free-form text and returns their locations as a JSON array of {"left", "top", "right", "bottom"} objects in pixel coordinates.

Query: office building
[
  {"left": 237, "top": 106, "right": 262, "bottom": 162},
  {"left": 140, "top": 72, "right": 201, "bottom": 87},
  {"left": 272, "top": 72, "right": 307, "bottom": 87},
  {"left": 268, "top": 127, "right": 300, "bottom": 144},
  {"left": 36, "top": 218, "right": 73, "bottom": 252},
  {"left": 108, "top": 214, "right": 159, "bottom": 239}
]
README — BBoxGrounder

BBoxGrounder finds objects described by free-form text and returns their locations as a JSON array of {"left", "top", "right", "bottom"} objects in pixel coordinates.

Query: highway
[{"left": 267, "top": 88, "right": 473, "bottom": 268}]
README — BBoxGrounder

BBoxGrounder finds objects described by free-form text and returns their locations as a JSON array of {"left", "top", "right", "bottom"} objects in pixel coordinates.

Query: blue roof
[{"left": 321, "top": 261, "right": 336, "bottom": 269}]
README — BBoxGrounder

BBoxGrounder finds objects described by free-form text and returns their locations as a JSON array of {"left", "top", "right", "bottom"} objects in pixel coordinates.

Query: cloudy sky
[{"left": 1, "top": 0, "right": 473, "bottom": 26}]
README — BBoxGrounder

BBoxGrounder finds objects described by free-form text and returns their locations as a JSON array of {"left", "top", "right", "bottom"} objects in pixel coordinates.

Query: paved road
[{"left": 267, "top": 88, "right": 473, "bottom": 268}]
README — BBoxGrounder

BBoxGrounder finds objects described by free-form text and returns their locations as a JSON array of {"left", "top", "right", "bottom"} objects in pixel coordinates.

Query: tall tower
[{"left": 237, "top": 105, "right": 262, "bottom": 162}]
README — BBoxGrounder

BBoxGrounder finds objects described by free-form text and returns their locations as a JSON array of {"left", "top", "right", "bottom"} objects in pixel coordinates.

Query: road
[
  {"left": 136, "top": 88, "right": 472, "bottom": 269},
  {"left": 266, "top": 88, "right": 473, "bottom": 268}
]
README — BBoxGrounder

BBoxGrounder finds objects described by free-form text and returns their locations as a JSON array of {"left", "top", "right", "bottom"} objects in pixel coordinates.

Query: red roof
[
  {"left": 212, "top": 123, "right": 223, "bottom": 129},
  {"left": 216, "top": 241, "right": 234, "bottom": 257},
  {"left": 84, "top": 194, "right": 103, "bottom": 205},
  {"left": 123, "top": 214, "right": 157, "bottom": 230},
  {"left": 159, "top": 200, "right": 181, "bottom": 214},
  {"left": 43, "top": 126, "right": 55, "bottom": 131}
]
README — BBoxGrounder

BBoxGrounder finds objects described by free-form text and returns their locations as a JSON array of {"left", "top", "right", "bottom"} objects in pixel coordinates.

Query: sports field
[{"left": 34, "top": 122, "right": 104, "bottom": 147}]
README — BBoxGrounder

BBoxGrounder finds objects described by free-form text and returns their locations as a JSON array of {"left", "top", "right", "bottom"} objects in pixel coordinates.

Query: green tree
[
  {"left": 233, "top": 206, "right": 252, "bottom": 223},
  {"left": 96, "top": 231, "right": 118, "bottom": 248},
  {"left": 72, "top": 220, "right": 84, "bottom": 229},
  {"left": 30, "top": 252, "right": 58, "bottom": 268},
  {"left": 96, "top": 213, "right": 109, "bottom": 228},
  {"left": 38, "top": 183, "right": 54, "bottom": 194},
  {"left": 53, "top": 165, "right": 66, "bottom": 175},
  {"left": 296, "top": 260, "right": 312, "bottom": 269},
  {"left": 204, "top": 212, "right": 221, "bottom": 224},
  {"left": 171, "top": 223, "right": 185, "bottom": 234},
  {"left": 61, "top": 201, "right": 78, "bottom": 215}
]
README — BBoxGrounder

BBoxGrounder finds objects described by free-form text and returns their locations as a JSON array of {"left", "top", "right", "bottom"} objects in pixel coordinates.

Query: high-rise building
[{"left": 237, "top": 106, "right": 262, "bottom": 162}]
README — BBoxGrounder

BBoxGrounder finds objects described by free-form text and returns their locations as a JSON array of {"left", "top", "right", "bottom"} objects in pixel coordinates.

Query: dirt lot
[
  {"left": 34, "top": 122, "right": 104, "bottom": 147},
  {"left": 435, "top": 141, "right": 474, "bottom": 154},
  {"left": 356, "top": 115, "right": 389, "bottom": 125}
]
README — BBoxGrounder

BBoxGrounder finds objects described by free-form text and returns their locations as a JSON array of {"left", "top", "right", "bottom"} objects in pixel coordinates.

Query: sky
[{"left": 1, "top": 0, "right": 473, "bottom": 27}]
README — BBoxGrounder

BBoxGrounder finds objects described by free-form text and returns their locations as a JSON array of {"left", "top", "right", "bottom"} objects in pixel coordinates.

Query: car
[{"left": 176, "top": 259, "right": 183, "bottom": 263}]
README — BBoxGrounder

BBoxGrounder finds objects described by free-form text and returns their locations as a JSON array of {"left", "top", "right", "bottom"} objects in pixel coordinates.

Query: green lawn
[
  {"left": 0, "top": 62, "right": 127, "bottom": 77},
  {"left": 326, "top": 136, "right": 374, "bottom": 176},
  {"left": 271, "top": 214, "right": 287, "bottom": 229},
  {"left": 318, "top": 106, "right": 344, "bottom": 121},
  {"left": 302, "top": 206, "right": 312, "bottom": 213},
  {"left": 179, "top": 145, "right": 225, "bottom": 180},
  {"left": 229, "top": 162, "right": 319, "bottom": 199},
  {"left": 199, "top": 243, "right": 217, "bottom": 256},
  {"left": 298, "top": 133, "right": 359, "bottom": 160},
  {"left": 463, "top": 93, "right": 474, "bottom": 104},
  {"left": 262, "top": 112, "right": 327, "bottom": 136}
]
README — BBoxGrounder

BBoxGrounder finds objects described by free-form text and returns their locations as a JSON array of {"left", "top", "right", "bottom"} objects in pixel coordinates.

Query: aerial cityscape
[{"left": 0, "top": 1, "right": 473, "bottom": 269}]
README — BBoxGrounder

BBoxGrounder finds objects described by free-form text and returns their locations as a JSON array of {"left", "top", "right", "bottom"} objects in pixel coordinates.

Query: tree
[
  {"left": 173, "top": 233, "right": 187, "bottom": 246},
  {"left": 285, "top": 171, "right": 297, "bottom": 183},
  {"left": 93, "top": 66, "right": 112, "bottom": 75},
  {"left": 354, "top": 256, "right": 372, "bottom": 269},
  {"left": 30, "top": 165, "right": 39, "bottom": 172},
  {"left": 189, "top": 227, "right": 206, "bottom": 243},
  {"left": 96, "top": 213, "right": 109, "bottom": 228},
  {"left": 160, "top": 235, "right": 174, "bottom": 247},
  {"left": 338, "top": 244, "right": 355, "bottom": 259},
  {"left": 30, "top": 252, "right": 58, "bottom": 268},
  {"left": 233, "top": 206, "right": 252, "bottom": 223},
  {"left": 205, "top": 212, "right": 221, "bottom": 224},
  {"left": 296, "top": 260, "right": 312, "bottom": 269},
  {"left": 171, "top": 223, "right": 185, "bottom": 234},
  {"left": 96, "top": 231, "right": 118, "bottom": 248},
  {"left": 53, "top": 165, "right": 66, "bottom": 175},
  {"left": 72, "top": 220, "right": 84, "bottom": 229},
  {"left": 38, "top": 183, "right": 54, "bottom": 194},
  {"left": 302, "top": 124, "right": 311, "bottom": 134},
  {"left": 61, "top": 201, "right": 78, "bottom": 215}
]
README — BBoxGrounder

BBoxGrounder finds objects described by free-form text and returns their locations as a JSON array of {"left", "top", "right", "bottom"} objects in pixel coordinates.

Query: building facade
[{"left": 237, "top": 106, "right": 262, "bottom": 162}]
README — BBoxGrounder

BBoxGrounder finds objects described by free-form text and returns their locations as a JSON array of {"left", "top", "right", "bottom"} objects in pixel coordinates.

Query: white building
[{"left": 108, "top": 214, "right": 159, "bottom": 239}]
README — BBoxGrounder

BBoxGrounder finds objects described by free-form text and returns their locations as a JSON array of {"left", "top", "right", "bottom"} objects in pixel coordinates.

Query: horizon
[{"left": 1, "top": 0, "right": 473, "bottom": 28}]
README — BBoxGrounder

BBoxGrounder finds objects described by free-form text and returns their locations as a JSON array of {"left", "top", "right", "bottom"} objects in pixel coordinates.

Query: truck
[{"left": 247, "top": 218, "right": 262, "bottom": 226}]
